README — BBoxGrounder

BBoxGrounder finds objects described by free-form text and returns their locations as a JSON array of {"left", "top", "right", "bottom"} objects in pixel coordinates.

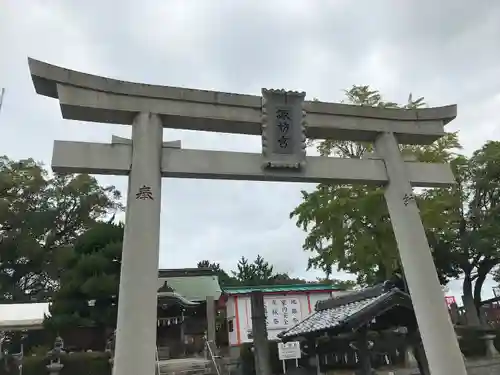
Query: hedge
[
  {"left": 239, "top": 342, "right": 311, "bottom": 375},
  {"left": 240, "top": 342, "right": 281, "bottom": 375},
  {"left": 1, "top": 352, "right": 111, "bottom": 375},
  {"left": 1, "top": 331, "right": 498, "bottom": 375}
]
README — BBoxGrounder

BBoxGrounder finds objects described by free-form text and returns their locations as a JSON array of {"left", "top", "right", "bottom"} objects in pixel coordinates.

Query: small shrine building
[
  {"left": 278, "top": 282, "right": 428, "bottom": 375},
  {"left": 155, "top": 268, "right": 222, "bottom": 359},
  {"left": 222, "top": 283, "right": 345, "bottom": 346}
]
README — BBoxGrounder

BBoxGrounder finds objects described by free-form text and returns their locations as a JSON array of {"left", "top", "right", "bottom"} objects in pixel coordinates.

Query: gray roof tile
[{"left": 280, "top": 293, "right": 387, "bottom": 338}]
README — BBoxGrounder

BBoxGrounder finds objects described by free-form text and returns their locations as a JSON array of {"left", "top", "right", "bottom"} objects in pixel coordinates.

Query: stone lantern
[{"left": 46, "top": 336, "right": 64, "bottom": 375}]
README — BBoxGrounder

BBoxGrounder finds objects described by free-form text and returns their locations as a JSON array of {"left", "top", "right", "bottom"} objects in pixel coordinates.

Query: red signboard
[{"left": 445, "top": 296, "right": 456, "bottom": 307}]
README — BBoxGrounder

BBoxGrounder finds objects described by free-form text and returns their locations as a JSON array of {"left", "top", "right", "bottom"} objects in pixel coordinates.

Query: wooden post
[
  {"left": 206, "top": 296, "right": 216, "bottom": 344},
  {"left": 251, "top": 292, "right": 271, "bottom": 375},
  {"left": 408, "top": 331, "right": 431, "bottom": 375},
  {"left": 180, "top": 311, "right": 185, "bottom": 356},
  {"left": 205, "top": 296, "right": 222, "bottom": 374},
  {"left": 404, "top": 346, "right": 418, "bottom": 368},
  {"left": 354, "top": 327, "right": 373, "bottom": 375}
]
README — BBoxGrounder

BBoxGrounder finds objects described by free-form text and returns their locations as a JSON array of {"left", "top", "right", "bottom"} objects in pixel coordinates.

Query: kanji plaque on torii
[
  {"left": 261, "top": 89, "right": 307, "bottom": 169},
  {"left": 27, "top": 57, "right": 467, "bottom": 375}
]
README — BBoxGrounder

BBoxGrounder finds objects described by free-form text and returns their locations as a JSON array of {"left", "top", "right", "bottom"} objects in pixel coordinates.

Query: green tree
[
  {"left": 419, "top": 141, "right": 500, "bottom": 322},
  {"left": 291, "top": 86, "right": 460, "bottom": 286},
  {"left": 270, "top": 273, "right": 308, "bottom": 285},
  {"left": 0, "top": 157, "right": 122, "bottom": 302},
  {"left": 197, "top": 258, "right": 357, "bottom": 289},
  {"left": 45, "top": 221, "right": 124, "bottom": 330},
  {"left": 199, "top": 256, "right": 305, "bottom": 287},
  {"left": 231, "top": 255, "right": 278, "bottom": 286},
  {"left": 197, "top": 260, "right": 239, "bottom": 287},
  {"left": 315, "top": 277, "right": 357, "bottom": 290}
]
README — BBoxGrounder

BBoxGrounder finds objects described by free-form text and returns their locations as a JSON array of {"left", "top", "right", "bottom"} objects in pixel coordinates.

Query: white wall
[
  {"left": 226, "top": 291, "right": 339, "bottom": 346},
  {"left": 0, "top": 302, "right": 50, "bottom": 330}
]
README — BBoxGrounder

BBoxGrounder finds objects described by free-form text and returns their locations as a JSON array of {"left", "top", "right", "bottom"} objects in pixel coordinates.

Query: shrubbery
[
  {"left": 239, "top": 342, "right": 311, "bottom": 375},
  {"left": 1, "top": 330, "right": 498, "bottom": 375},
  {"left": 239, "top": 342, "right": 281, "bottom": 375},
  {"left": 1, "top": 352, "right": 111, "bottom": 375}
]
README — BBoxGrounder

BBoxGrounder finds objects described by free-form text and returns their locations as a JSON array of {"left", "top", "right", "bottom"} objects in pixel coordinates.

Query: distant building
[
  {"left": 221, "top": 283, "right": 346, "bottom": 346},
  {"left": 155, "top": 268, "right": 222, "bottom": 359},
  {"left": 0, "top": 270, "right": 350, "bottom": 366},
  {"left": 0, "top": 302, "right": 49, "bottom": 331}
]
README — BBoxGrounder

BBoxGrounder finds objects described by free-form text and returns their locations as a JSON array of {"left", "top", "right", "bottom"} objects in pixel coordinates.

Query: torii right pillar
[{"left": 374, "top": 132, "right": 466, "bottom": 375}]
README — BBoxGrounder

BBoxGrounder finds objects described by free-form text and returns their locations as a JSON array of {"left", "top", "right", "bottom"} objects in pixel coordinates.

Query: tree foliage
[
  {"left": 0, "top": 157, "right": 122, "bottom": 302},
  {"left": 420, "top": 141, "right": 500, "bottom": 320},
  {"left": 198, "top": 256, "right": 283, "bottom": 287},
  {"left": 197, "top": 255, "right": 357, "bottom": 289},
  {"left": 231, "top": 255, "right": 278, "bottom": 286},
  {"left": 196, "top": 259, "right": 239, "bottom": 287},
  {"left": 291, "top": 86, "right": 460, "bottom": 286},
  {"left": 291, "top": 85, "right": 500, "bottom": 322},
  {"left": 48, "top": 249, "right": 351, "bottom": 330},
  {"left": 45, "top": 222, "right": 124, "bottom": 329}
]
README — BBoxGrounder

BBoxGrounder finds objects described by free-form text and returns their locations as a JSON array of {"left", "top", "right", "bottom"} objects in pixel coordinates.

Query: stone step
[
  {"left": 159, "top": 370, "right": 214, "bottom": 375},
  {"left": 157, "top": 346, "right": 171, "bottom": 361},
  {"left": 158, "top": 358, "right": 213, "bottom": 375},
  {"left": 157, "top": 356, "right": 237, "bottom": 375},
  {"left": 159, "top": 369, "right": 212, "bottom": 375}
]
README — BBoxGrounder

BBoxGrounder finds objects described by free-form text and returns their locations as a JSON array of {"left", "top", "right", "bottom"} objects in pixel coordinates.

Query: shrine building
[
  {"left": 221, "top": 284, "right": 345, "bottom": 346},
  {"left": 155, "top": 268, "right": 222, "bottom": 359},
  {"left": 154, "top": 268, "right": 347, "bottom": 361}
]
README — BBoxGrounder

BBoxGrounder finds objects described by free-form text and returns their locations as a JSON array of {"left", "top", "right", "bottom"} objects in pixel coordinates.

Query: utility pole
[{"left": 0, "top": 88, "right": 5, "bottom": 114}]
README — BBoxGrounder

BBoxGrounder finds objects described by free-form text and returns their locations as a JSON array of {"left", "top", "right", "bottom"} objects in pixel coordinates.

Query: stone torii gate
[{"left": 28, "top": 58, "right": 467, "bottom": 375}]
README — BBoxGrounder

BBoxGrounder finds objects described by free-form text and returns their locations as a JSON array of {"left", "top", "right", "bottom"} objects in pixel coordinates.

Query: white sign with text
[
  {"left": 264, "top": 297, "right": 302, "bottom": 329},
  {"left": 278, "top": 341, "right": 301, "bottom": 360}
]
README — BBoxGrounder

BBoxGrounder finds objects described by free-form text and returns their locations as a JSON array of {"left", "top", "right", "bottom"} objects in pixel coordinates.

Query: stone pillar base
[
  {"left": 456, "top": 335, "right": 467, "bottom": 362},
  {"left": 46, "top": 362, "right": 64, "bottom": 375},
  {"left": 483, "top": 335, "right": 500, "bottom": 358},
  {"left": 404, "top": 347, "right": 418, "bottom": 368}
]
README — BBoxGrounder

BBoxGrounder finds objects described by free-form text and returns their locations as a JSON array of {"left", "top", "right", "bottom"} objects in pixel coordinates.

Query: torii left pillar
[{"left": 113, "top": 112, "right": 163, "bottom": 375}]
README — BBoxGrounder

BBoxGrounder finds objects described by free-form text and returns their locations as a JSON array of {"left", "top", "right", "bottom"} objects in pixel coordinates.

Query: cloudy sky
[{"left": 1, "top": 0, "right": 500, "bottom": 302}]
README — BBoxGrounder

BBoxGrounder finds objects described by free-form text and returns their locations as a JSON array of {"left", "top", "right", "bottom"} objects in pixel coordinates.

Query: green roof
[
  {"left": 158, "top": 269, "right": 222, "bottom": 301},
  {"left": 222, "top": 283, "right": 341, "bottom": 295}
]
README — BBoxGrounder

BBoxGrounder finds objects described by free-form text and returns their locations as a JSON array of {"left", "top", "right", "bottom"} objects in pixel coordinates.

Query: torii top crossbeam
[{"left": 28, "top": 58, "right": 455, "bottom": 145}]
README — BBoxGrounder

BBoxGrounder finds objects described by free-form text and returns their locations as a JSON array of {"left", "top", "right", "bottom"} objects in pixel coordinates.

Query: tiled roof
[
  {"left": 157, "top": 291, "right": 200, "bottom": 307},
  {"left": 158, "top": 268, "right": 216, "bottom": 278},
  {"left": 279, "top": 282, "right": 411, "bottom": 340},
  {"left": 157, "top": 272, "right": 222, "bottom": 302},
  {"left": 222, "top": 283, "right": 341, "bottom": 295},
  {"left": 280, "top": 294, "right": 386, "bottom": 338}
]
